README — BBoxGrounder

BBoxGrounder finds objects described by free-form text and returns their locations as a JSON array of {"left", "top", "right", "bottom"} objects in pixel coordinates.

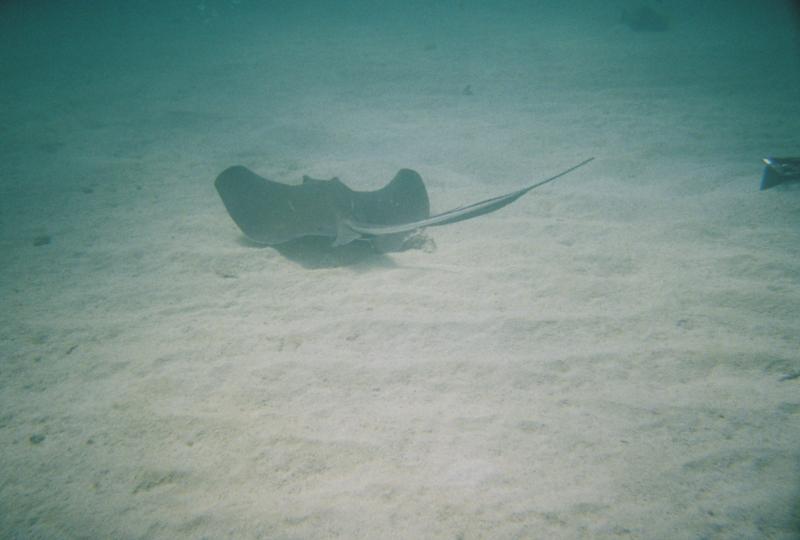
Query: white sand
[{"left": 1, "top": 2, "right": 799, "bottom": 538}]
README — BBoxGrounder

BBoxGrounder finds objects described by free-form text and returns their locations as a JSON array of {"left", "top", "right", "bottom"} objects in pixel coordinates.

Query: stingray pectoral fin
[{"left": 345, "top": 157, "right": 595, "bottom": 237}]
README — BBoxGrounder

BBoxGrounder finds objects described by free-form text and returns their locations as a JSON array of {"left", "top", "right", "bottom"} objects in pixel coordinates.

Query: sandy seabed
[{"left": 1, "top": 3, "right": 799, "bottom": 538}]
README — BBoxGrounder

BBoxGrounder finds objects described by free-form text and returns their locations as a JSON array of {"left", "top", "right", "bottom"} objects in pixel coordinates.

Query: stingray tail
[{"left": 333, "top": 218, "right": 363, "bottom": 247}]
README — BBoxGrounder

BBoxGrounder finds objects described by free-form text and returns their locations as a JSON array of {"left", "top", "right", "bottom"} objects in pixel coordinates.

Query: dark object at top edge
[{"left": 621, "top": 5, "right": 670, "bottom": 32}]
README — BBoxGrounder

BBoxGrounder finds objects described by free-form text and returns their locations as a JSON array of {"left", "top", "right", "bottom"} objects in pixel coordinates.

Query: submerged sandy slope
[{"left": 1, "top": 3, "right": 799, "bottom": 538}]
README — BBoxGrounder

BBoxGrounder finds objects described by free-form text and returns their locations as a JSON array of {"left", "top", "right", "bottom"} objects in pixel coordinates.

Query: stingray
[{"left": 215, "top": 157, "right": 594, "bottom": 251}]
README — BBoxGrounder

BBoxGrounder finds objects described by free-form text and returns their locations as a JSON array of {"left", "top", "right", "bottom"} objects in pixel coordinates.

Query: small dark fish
[{"left": 33, "top": 235, "right": 51, "bottom": 247}]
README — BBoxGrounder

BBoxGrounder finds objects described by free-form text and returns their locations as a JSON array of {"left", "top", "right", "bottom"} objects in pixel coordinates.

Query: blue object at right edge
[{"left": 760, "top": 157, "right": 800, "bottom": 190}]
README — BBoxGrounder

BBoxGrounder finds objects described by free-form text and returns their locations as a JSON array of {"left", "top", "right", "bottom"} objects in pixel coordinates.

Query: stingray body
[{"left": 215, "top": 158, "right": 593, "bottom": 251}]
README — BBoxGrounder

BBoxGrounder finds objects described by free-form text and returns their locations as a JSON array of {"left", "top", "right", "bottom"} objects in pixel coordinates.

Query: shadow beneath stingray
[{"left": 237, "top": 235, "right": 397, "bottom": 270}]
